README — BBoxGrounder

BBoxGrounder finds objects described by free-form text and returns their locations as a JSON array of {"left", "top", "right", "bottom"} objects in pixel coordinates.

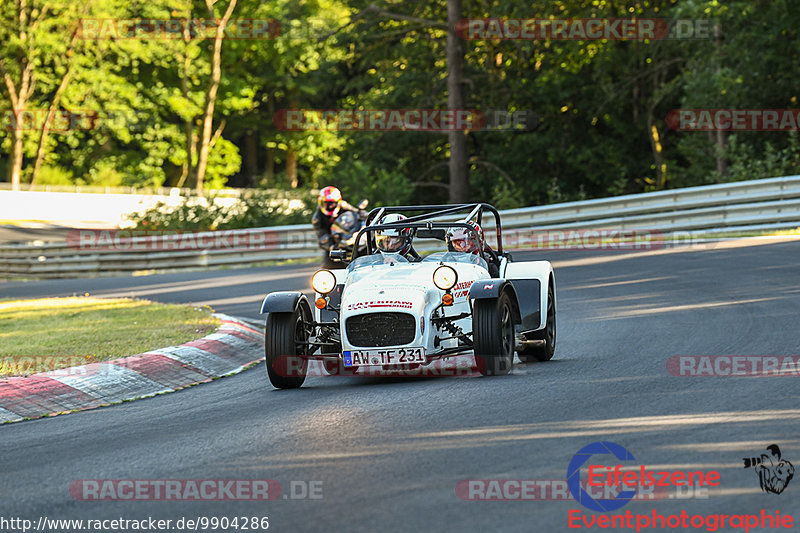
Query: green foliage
[
  {"left": 2, "top": 0, "right": 800, "bottom": 206},
  {"left": 129, "top": 190, "right": 315, "bottom": 231},
  {"left": 34, "top": 166, "right": 74, "bottom": 186},
  {"left": 83, "top": 160, "right": 125, "bottom": 187},
  {"left": 489, "top": 179, "right": 525, "bottom": 210},
  {"left": 225, "top": 189, "right": 316, "bottom": 228},
  {"left": 716, "top": 134, "right": 800, "bottom": 183},
  {"left": 329, "top": 159, "right": 414, "bottom": 208}
]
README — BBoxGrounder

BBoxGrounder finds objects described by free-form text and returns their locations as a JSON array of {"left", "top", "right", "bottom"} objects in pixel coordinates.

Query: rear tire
[
  {"left": 265, "top": 300, "right": 311, "bottom": 389},
  {"left": 473, "top": 291, "right": 515, "bottom": 376},
  {"left": 518, "top": 281, "right": 556, "bottom": 363}
]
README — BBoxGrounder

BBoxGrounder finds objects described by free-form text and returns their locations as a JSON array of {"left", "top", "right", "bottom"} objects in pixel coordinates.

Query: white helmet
[{"left": 375, "top": 214, "right": 412, "bottom": 254}]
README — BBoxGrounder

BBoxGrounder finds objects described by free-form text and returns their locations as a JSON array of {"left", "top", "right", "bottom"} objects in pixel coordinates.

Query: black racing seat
[{"left": 484, "top": 247, "right": 502, "bottom": 278}]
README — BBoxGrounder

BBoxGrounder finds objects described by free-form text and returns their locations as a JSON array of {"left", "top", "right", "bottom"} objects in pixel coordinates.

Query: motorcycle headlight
[
  {"left": 433, "top": 265, "right": 458, "bottom": 291},
  {"left": 311, "top": 269, "right": 336, "bottom": 295}
]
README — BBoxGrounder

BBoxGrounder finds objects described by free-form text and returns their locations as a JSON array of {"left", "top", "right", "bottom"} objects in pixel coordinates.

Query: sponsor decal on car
[
  {"left": 346, "top": 300, "right": 413, "bottom": 310},
  {"left": 450, "top": 280, "right": 474, "bottom": 299}
]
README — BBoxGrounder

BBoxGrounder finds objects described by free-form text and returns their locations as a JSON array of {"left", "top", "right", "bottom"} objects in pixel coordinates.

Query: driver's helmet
[
  {"left": 446, "top": 221, "right": 484, "bottom": 254},
  {"left": 375, "top": 214, "right": 412, "bottom": 254},
  {"left": 318, "top": 186, "right": 342, "bottom": 217}
]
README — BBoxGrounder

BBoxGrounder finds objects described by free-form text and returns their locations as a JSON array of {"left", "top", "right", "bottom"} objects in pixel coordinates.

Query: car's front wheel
[
  {"left": 473, "top": 291, "right": 515, "bottom": 376},
  {"left": 265, "top": 300, "right": 311, "bottom": 389}
]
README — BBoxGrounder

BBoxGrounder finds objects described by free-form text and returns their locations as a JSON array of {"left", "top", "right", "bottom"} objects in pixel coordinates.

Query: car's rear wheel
[
  {"left": 265, "top": 300, "right": 311, "bottom": 389},
  {"left": 518, "top": 281, "right": 556, "bottom": 362},
  {"left": 473, "top": 291, "right": 515, "bottom": 376}
]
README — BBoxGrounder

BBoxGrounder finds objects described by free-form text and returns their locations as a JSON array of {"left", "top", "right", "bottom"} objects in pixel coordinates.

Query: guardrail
[{"left": 2, "top": 175, "right": 799, "bottom": 278}]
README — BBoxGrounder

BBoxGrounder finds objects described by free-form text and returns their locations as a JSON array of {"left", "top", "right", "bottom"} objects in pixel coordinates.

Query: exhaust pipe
[{"left": 515, "top": 335, "right": 544, "bottom": 351}]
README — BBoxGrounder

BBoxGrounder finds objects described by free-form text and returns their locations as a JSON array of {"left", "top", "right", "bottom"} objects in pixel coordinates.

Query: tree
[
  {"left": 0, "top": 0, "right": 49, "bottom": 189},
  {"left": 192, "top": 0, "right": 238, "bottom": 194}
]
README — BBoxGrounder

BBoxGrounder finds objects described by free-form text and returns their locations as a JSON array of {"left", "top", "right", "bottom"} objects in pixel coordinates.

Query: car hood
[{"left": 342, "top": 263, "right": 441, "bottom": 313}]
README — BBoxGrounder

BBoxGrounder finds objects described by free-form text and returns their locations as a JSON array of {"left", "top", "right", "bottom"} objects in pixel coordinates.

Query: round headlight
[
  {"left": 433, "top": 265, "right": 458, "bottom": 291},
  {"left": 311, "top": 269, "right": 336, "bottom": 294}
]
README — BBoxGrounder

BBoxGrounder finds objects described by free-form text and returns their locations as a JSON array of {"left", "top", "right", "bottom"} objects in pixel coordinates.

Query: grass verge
[{"left": 0, "top": 296, "right": 219, "bottom": 376}]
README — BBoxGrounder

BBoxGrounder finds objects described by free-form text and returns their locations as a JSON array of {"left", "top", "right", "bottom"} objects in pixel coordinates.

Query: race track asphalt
[{"left": 1, "top": 238, "right": 799, "bottom": 532}]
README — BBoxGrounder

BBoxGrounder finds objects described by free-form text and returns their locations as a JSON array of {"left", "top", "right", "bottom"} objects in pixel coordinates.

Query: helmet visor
[
  {"left": 451, "top": 237, "right": 476, "bottom": 253},
  {"left": 376, "top": 234, "right": 404, "bottom": 252},
  {"left": 322, "top": 201, "right": 340, "bottom": 215}
]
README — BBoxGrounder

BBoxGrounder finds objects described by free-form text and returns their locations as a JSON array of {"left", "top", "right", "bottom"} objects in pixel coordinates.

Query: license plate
[{"left": 343, "top": 348, "right": 426, "bottom": 367}]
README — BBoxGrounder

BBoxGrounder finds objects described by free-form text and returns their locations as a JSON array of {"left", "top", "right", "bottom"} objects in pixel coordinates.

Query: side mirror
[{"left": 328, "top": 249, "right": 347, "bottom": 262}]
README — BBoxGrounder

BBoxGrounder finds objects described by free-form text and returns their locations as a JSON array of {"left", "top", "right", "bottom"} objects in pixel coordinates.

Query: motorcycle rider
[
  {"left": 375, "top": 214, "right": 421, "bottom": 261},
  {"left": 312, "top": 186, "right": 367, "bottom": 253}
]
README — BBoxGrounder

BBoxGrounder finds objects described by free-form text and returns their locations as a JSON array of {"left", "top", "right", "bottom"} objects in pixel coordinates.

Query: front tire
[
  {"left": 518, "top": 281, "right": 556, "bottom": 362},
  {"left": 265, "top": 300, "right": 311, "bottom": 389},
  {"left": 473, "top": 291, "right": 515, "bottom": 376}
]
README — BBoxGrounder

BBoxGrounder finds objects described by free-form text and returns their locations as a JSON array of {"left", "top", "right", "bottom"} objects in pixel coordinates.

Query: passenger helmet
[{"left": 446, "top": 221, "right": 484, "bottom": 254}]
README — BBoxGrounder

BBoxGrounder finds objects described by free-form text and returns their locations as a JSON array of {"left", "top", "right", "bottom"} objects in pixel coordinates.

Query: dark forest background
[{"left": 2, "top": 0, "right": 798, "bottom": 216}]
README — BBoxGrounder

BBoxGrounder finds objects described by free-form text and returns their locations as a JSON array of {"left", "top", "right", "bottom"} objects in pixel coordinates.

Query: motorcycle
[{"left": 322, "top": 199, "right": 369, "bottom": 268}]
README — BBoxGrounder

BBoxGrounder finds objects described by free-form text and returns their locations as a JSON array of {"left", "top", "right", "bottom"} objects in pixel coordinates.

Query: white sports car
[{"left": 260, "top": 203, "right": 556, "bottom": 389}]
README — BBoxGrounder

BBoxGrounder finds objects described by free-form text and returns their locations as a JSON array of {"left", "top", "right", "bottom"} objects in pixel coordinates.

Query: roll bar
[{"left": 352, "top": 203, "right": 503, "bottom": 260}]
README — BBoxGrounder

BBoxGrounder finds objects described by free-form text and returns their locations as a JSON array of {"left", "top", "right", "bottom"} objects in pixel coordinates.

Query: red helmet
[
  {"left": 446, "top": 221, "right": 484, "bottom": 254},
  {"left": 318, "top": 186, "right": 342, "bottom": 216}
]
